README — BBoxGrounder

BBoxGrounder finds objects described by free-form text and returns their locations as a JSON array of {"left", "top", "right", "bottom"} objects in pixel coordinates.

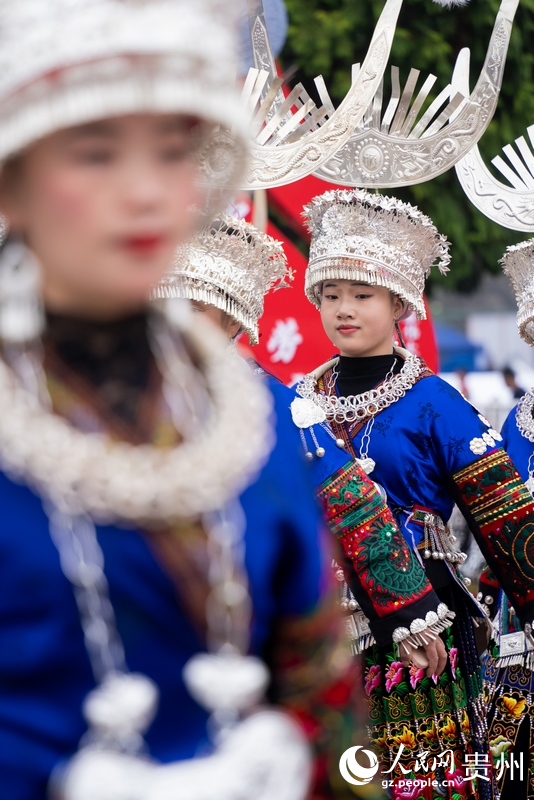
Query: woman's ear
[
  {"left": 227, "top": 319, "right": 241, "bottom": 340},
  {"left": 392, "top": 294, "right": 404, "bottom": 320},
  {"left": 220, "top": 311, "right": 241, "bottom": 340},
  {"left": 0, "top": 158, "right": 26, "bottom": 234}
]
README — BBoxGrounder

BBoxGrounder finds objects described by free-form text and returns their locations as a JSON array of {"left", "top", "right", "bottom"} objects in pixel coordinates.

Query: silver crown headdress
[
  {"left": 153, "top": 215, "right": 291, "bottom": 345},
  {"left": 312, "top": 0, "right": 518, "bottom": 189},
  {"left": 500, "top": 240, "right": 534, "bottom": 345},
  {"left": 303, "top": 189, "right": 450, "bottom": 319},
  {"left": 0, "top": 0, "right": 247, "bottom": 188}
]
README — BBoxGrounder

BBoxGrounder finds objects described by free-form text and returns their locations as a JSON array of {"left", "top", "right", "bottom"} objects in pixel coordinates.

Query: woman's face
[
  {"left": 190, "top": 299, "right": 241, "bottom": 339},
  {"left": 0, "top": 114, "right": 205, "bottom": 318},
  {"left": 319, "top": 280, "right": 403, "bottom": 357}
]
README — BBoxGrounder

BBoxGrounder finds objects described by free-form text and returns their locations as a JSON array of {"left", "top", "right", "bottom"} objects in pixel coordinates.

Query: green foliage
[{"left": 280, "top": 0, "right": 534, "bottom": 292}]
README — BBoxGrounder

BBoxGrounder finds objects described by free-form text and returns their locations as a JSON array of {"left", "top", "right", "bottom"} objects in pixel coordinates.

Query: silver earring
[{"left": 0, "top": 238, "right": 44, "bottom": 343}]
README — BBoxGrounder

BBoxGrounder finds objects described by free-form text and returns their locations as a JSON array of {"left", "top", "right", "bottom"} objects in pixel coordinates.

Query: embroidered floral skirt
[
  {"left": 363, "top": 599, "right": 493, "bottom": 800},
  {"left": 484, "top": 660, "right": 534, "bottom": 799}
]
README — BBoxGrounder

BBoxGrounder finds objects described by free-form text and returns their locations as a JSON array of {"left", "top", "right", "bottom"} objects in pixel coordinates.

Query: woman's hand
[{"left": 399, "top": 636, "right": 447, "bottom": 679}]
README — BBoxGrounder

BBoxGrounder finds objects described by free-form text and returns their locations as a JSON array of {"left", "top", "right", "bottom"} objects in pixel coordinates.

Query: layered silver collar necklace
[{"left": 296, "top": 349, "right": 425, "bottom": 424}]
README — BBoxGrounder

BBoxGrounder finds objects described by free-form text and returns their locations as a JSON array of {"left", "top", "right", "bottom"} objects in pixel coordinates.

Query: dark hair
[{"left": 210, "top": 219, "right": 254, "bottom": 246}]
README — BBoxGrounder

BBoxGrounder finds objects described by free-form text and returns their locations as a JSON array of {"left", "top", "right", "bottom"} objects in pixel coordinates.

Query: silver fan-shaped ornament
[
  {"left": 239, "top": 0, "right": 404, "bottom": 189},
  {"left": 455, "top": 116, "right": 534, "bottom": 230},
  {"left": 312, "top": 0, "right": 518, "bottom": 189}
]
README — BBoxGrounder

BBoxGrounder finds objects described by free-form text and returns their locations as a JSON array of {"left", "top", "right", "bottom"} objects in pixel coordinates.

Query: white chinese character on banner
[{"left": 267, "top": 318, "right": 303, "bottom": 364}]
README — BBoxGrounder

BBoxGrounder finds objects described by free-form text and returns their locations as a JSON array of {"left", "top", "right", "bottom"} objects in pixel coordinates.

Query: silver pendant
[
  {"left": 357, "top": 457, "right": 375, "bottom": 475},
  {"left": 54, "top": 710, "right": 312, "bottom": 800},
  {"left": 183, "top": 653, "right": 269, "bottom": 713},
  {"left": 83, "top": 672, "right": 159, "bottom": 742},
  {"left": 499, "top": 631, "right": 526, "bottom": 658},
  {"left": 290, "top": 397, "right": 326, "bottom": 429},
  {"left": 526, "top": 476, "right": 534, "bottom": 496}
]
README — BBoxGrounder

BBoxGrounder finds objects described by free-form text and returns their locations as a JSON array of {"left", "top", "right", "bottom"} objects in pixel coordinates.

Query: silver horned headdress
[
  {"left": 500, "top": 240, "right": 534, "bottom": 345},
  {"left": 0, "top": 0, "right": 247, "bottom": 187},
  {"left": 456, "top": 122, "right": 534, "bottom": 233},
  {"left": 238, "top": 0, "right": 518, "bottom": 191},
  {"left": 312, "top": 0, "right": 518, "bottom": 189},
  {"left": 154, "top": 215, "right": 291, "bottom": 345},
  {"left": 303, "top": 189, "right": 450, "bottom": 319},
  {"left": 240, "top": 0, "right": 404, "bottom": 189}
]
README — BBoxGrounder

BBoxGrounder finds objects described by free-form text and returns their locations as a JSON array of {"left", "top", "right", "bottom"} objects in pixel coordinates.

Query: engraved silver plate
[
  {"left": 346, "top": 614, "right": 359, "bottom": 641},
  {"left": 499, "top": 631, "right": 526, "bottom": 658},
  {"left": 354, "top": 610, "right": 372, "bottom": 638},
  {"left": 346, "top": 611, "right": 372, "bottom": 641}
]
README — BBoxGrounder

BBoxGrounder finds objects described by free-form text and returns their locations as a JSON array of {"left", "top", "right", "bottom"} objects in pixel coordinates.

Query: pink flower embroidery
[
  {"left": 409, "top": 662, "right": 425, "bottom": 690},
  {"left": 385, "top": 661, "right": 405, "bottom": 693},
  {"left": 449, "top": 647, "right": 458, "bottom": 676},
  {"left": 365, "top": 664, "right": 382, "bottom": 695},
  {"left": 446, "top": 766, "right": 467, "bottom": 793},
  {"left": 393, "top": 780, "right": 424, "bottom": 800}
]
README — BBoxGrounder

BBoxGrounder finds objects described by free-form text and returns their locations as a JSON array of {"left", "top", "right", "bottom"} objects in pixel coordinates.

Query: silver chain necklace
[
  {"left": 296, "top": 351, "right": 424, "bottom": 424},
  {"left": 352, "top": 359, "right": 397, "bottom": 474}
]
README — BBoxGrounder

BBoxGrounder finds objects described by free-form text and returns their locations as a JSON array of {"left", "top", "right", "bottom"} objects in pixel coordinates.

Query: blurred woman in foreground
[{"left": 0, "top": 1, "right": 361, "bottom": 798}]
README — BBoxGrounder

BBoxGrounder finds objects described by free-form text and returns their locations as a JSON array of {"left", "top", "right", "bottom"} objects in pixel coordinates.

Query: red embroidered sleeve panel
[
  {"left": 317, "top": 459, "right": 451, "bottom": 647},
  {"left": 453, "top": 449, "right": 534, "bottom": 627}
]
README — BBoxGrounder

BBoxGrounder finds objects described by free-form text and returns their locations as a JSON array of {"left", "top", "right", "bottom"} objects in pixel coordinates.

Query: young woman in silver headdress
[
  {"left": 158, "top": 211, "right": 477, "bottom": 754},
  {"left": 296, "top": 188, "right": 534, "bottom": 798},
  {"left": 0, "top": 4, "right": 367, "bottom": 799},
  {"left": 477, "top": 239, "right": 534, "bottom": 800}
]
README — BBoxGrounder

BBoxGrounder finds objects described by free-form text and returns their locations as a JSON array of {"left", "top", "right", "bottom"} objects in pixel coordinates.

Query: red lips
[
  {"left": 122, "top": 234, "right": 164, "bottom": 255},
  {"left": 337, "top": 325, "right": 359, "bottom": 334}
]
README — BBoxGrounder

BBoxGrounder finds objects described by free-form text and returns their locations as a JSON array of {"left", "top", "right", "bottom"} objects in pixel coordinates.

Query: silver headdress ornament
[
  {"left": 239, "top": 0, "right": 404, "bottom": 189},
  {"left": 0, "top": 0, "right": 247, "bottom": 189},
  {"left": 153, "top": 215, "right": 291, "bottom": 345},
  {"left": 303, "top": 189, "right": 450, "bottom": 319},
  {"left": 312, "top": 0, "right": 518, "bottom": 189},
  {"left": 500, "top": 240, "right": 534, "bottom": 344},
  {"left": 456, "top": 121, "right": 534, "bottom": 233}
]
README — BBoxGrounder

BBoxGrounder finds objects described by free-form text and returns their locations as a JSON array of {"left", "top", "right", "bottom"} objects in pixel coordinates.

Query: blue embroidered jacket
[
  {"left": 501, "top": 398, "right": 532, "bottom": 484},
  {"left": 0, "top": 377, "right": 350, "bottom": 799},
  {"left": 305, "top": 354, "right": 534, "bottom": 635}
]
